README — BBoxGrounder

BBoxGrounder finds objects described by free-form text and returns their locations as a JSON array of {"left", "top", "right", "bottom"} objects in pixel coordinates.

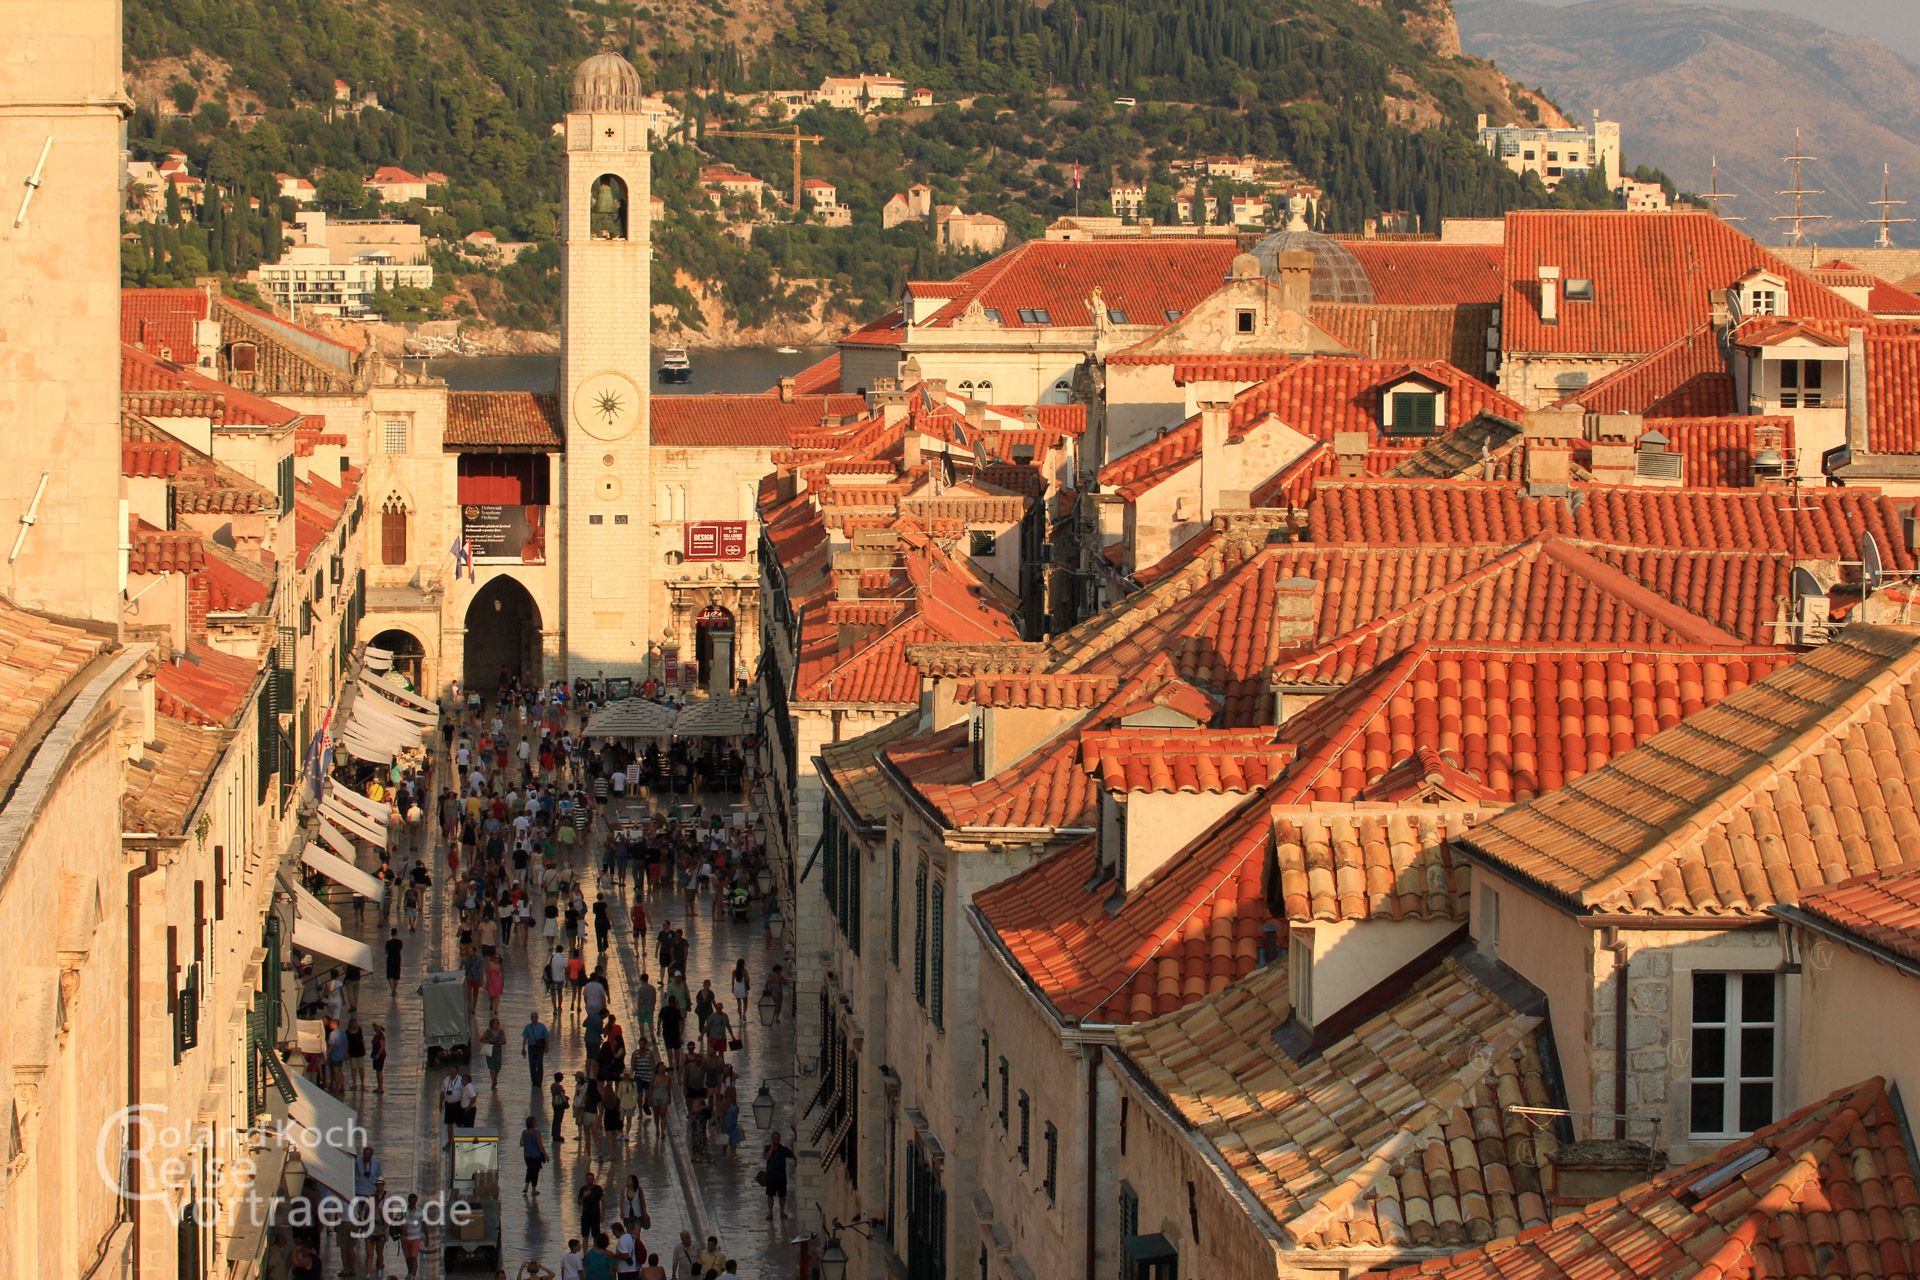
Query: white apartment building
[{"left": 1477, "top": 113, "right": 1622, "bottom": 189}]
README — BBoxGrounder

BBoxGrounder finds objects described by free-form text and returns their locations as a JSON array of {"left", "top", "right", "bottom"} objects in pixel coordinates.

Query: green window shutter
[
  {"left": 889, "top": 842, "right": 901, "bottom": 966},
  {"left": 848, "top": 836, "right": 861, "bottom": 957},
  {"left": 913, "top": 862, "right": 927, "bottom": 1007},
  {"left": 1391, "top": 391, "right": 1439, "bottom": 436},
  {"left": 930, "top": 881, "right": 945, "bottom": 1030}
]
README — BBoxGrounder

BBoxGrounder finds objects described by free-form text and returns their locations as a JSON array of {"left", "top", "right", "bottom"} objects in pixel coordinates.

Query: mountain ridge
[{"left": 1458, "top": 0, "right": 1920, "bottom": 241}]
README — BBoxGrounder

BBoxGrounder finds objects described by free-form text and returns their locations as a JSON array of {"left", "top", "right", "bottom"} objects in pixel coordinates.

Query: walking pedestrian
[
  {"left": 346, "top": 1017, "right": 368, "bottom": 1090},
  {"left": 670, "top": 1230, "right": 698, "bottom": 1280},
  {"left": 620, "top": 1174, "right": 650, "bottom": 1232},
  {"left": 521, "top": 1116, "right": 548, "bottom": 1196},
  {"left": 729, "top": 959, "right": 750, "bottom": 1024},
  {"left": 634, "top": 972, "right": 657, "bottom": 1044},
  {"left": 522, "top": 1010, "right": 550, "bottom": 1086},
  {"left": 576, "top": 1169, "right": 605, "bottom": 1240},
  {"left": 613, "top": 1218, "right": 641, "bottom": 1280},
  {"left": 550, "top": 1071, "right": 571, "bottom": 1145},
  {"left": 481, "top": 1017, "right": 507, "bottom": 1089},
  {"left": 760, "top": 1131, "right": 796, "bottom": 1219},
  {"left": 370, "top": 1022, "right": 388, "bottom": 1095},
  {"left": 697, "top": 1237, "right": 726, "bottom": 1277},
  {"left": 486, "top": 953, "right": 506, "bottom": 1014},
  {"left": 386, "top": 929, "right": 404, "bottom": 996},
  {"left": 399, "top": 1194, "right": 425, "bottom": 1276}
]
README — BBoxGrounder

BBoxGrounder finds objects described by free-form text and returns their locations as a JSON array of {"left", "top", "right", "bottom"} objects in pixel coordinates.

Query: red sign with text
[{"left": 684, "top": 521, "right": 748, "bottom": 561}]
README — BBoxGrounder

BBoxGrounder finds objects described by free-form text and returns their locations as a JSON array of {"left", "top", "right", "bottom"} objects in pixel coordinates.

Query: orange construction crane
[{"left": 700, "top": 125, "right": 825, "bottom": 211}]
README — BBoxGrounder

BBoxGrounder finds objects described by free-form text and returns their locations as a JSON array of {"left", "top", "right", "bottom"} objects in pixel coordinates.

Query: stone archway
[
  {"left": 368, "top": 627, "right": 428, "bottom": 693},
  {"left": 464, "top": 576, "right": 543, "bottom": 692},
  {"left": 694, "top": 603, "right": 736, "bottom": 694}
]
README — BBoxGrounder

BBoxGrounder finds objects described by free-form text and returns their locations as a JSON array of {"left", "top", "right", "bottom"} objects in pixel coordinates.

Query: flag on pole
[
  {"left": 449, "top": 536, "right": 472, "bottom": 580},
  {"left": 1073, "top": 161, "right": 1081, "bottom": 189}
]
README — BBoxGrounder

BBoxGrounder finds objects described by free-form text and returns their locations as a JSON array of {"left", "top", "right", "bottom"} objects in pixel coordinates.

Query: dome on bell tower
[{"left": 570, "top": 51, "right": 645, "bottom": 114}]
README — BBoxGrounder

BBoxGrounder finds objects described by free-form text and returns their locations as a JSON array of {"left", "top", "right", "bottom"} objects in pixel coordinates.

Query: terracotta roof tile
[
  {"left": 1274, "top": 640, "right": 1793, "bottom": 806},
  {"left": 0, "top": 599, "right": 113, "bottom": 777},
  {"left": 154, "top": 641, "right": 260, "bottom": 728},
  {"left": 1314, "top": 302, "right": 1497, "bottom": 375},
  {"left": 1098, "top": 358, "right": 1525, "bottom": 501},
  {"left": 916, "top": 239, "right": 1242, "bottom": 330},
  {"left": 1384, "top": 1077, "right": 1920, "bottom": 1280},
  {"left": 1308, "top": 480, "right": 1919, "bottom": 569},
  {"left": 1502, "top": 211, "right": 1868, "bottom": 357},
  {"left": 1576, "top": 542, "right": 1793, "bottom": 644},
  {"left": 123, "top": 439, "right": 183, "bottom": 478},
  {"left": 1115, "top": 953, "right": 1558, "bottom": 1250},
  {"left": 443, "top": 391, "right": 562, "bottom": 450},
  {"left": 653, "top": 393, "right": 870, "bottom": 447},
  {"left": 122, "top": 713, "right": 227, "bottom": 837},
  {"left": 120, "top": 344, "right": 302, "bottom": 429},
  {"left": 818, "top": 712, "right": 923, "bottom": 831},
  {"left": 128, "top": 523, "right": 207, "bottom": 575},
  {"left": 120, "top": 286, "right": 207, "bottom": 358},
  {"left": 1784, "top": 861, "right": 1920, "bottom": 966},
  {"left": 785, "top": 352, "right": 841, "bottom": 395},
  {"left": 1344, "top": 241, "right": 1505, "bottom": 306},
  {"left": 1556, "top": 323, "right": 1736, "bottom": 416},
  {"left": 1458, "top": 625, "right": 1920, "bottom": 916},
  {"left": 1863, "top": 332, "right": 1920, "bottom": 453},
  {"left": 1249, "top": 439, "right": 1424, "bottom": 508},
  {"left": 1079, "top": 727, "right": 1292, "bottom": 794}
]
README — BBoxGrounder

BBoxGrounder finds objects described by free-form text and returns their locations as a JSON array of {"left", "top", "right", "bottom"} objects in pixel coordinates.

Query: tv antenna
[
  {"left": 1772, "top": 128, "right": 1830, "bottom": 248},
  {"left": 1871, "top": 163, "right": 1914, "bottom": 249},
  {"left": 1699, "top": 157, "right": 1741, "bottom": 223}
]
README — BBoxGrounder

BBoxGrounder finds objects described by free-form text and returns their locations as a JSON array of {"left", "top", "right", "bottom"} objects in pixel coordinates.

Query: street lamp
[
  {"left": 755, "top": 866, "right": 774, "bottom": 896},
  {"left": 767, "top": 904, "right": 786, "bottom": 941},
  {"left": 757, "top": 987, "right": 779, "bottom": 1027},
  {"left": 752, "top": 1081, "right": 775, "bottom": 1129},
  {"left": 819, "top": 1237, "right": 848, "bottom": 1280}
]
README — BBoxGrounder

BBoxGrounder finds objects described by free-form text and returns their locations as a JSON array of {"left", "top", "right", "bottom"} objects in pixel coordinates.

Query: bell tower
[{"left": 560, "top": 50, "right": 653, "bottom": 680}]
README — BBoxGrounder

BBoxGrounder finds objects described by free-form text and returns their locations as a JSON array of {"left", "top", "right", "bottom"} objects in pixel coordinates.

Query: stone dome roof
[
  {"left": 1250, "top": 219, "right": 1377, "bottom": 305},
  {"left": 571, "top": 51, "right": 645, "bottom": 114}
]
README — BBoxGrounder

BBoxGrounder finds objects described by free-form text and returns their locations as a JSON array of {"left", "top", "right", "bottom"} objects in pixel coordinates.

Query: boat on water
[
  {"left": 775, "top": 345, "right": 799, "bottom": 355},
  {"left": 658, "top": 347, "right": 692, "bottom": 383}
]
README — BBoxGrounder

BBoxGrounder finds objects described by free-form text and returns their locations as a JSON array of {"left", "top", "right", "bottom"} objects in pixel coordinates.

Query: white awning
[
  {"left": 586, "top": 698, "right": 678, "bottom": 738},
  {"left": 316, "top": 820, "right": 358, "bottom": 861},
  {"left": 362, "top": 673, "right": 437, "bottom": 715},
  {"left": 286, "top": 1072, "right": 365, "bottom": 1198},
  {"left": 336, "top": 734, "right": 394, "bottom": 765},
  {"left": 324, "top": 784, "right": 388, "bottom": 820},
  {"left": 291, "top": 918, "right": 375, "bottom": 972},
  {"left": 301, "top": 844, "right": 385, "bottom": 903},
  {"left": 345, "top": 705, "right": 420, "bottom": 749},
  {"left": 356, "top": 681, "right": 436, "bottom": 726},
  {"left": 673, "top": 694, "right": 754, "bottom": 738},
  {"left": 320, "top": 798, "right": 388, "bottom": 846},
  {"left": 278, "top": 867, "right": 341, "bottom": 933},
  {"left": 362, "top": 646, "right": 393, "bottom": 672}
]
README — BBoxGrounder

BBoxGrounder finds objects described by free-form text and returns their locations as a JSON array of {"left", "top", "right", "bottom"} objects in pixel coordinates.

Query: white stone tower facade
[{"left": 560, "top": 51, "right": 653, "bottom": 680}]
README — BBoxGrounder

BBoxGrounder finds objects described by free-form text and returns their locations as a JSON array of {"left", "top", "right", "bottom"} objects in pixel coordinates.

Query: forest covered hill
[{"left": 123, "top": 0, "right": 1625, "bottom": 337}]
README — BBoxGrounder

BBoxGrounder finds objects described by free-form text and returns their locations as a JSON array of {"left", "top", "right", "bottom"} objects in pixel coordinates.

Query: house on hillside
[{"left": 365, "top": 166, "right": 428, "bottom": 203}]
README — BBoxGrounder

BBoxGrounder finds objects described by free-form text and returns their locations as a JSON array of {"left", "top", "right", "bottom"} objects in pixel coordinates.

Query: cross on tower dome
[{"left": 570, "top": 51, "right": 644, "bottom": 114}]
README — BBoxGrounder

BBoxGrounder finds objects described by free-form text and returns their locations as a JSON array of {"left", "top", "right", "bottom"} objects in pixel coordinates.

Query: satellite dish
[
  {"left": 1862, "top": 532, "right": 1886, "bottom": 598},
  {"left": 1788, "top": 566, "right": 1827, "bottom": 645}
]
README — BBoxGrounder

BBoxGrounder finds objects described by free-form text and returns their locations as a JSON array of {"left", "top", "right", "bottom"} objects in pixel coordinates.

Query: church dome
[
  {"left": 571, "top": 51, "right": 645, "bottom": 114},
  {"left": 1249, "top": 221, "right": 1377, "bottom": 305}
]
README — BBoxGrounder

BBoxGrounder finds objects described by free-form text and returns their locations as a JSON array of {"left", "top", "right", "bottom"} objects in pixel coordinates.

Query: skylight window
[
  {"left": 1016, "top": 307, "right": 1053, "bottom": 325},
  {"left": 1565, "top": 278, "right": 1595, "bottom": 302},
  {"left": 982, "top": 307, "right": 1004, "bottom": 323},
  {"left": 1107, "top": 308, "right": 1129, "bottom": 324},
  {"left": 1164, "top": 309, "right": 1182, "bottom": 322}
]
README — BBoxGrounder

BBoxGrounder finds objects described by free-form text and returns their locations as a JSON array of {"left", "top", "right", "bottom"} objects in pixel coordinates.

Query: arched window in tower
[
  {"left": 380, "top": 495, "right": 409, "bottom": 566},
  {"left": 591, "top": 174, "right": 628, "bottom": 240}
]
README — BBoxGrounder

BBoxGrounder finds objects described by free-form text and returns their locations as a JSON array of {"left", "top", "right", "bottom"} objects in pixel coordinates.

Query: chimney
[
  {"left": 778, "top": 376, "right": 797, "bottom": 403},
  {"left": 1847, "top": 327, "right": 1870, "bottom": 454},
  {"left": 1198, "top": 400, "right": 1230, "bottom": 518},
  {"left": 833, "top": 560, "right": 862, "bottom": 601},
  {"left": 873, "top": 376, "right": 898, "bottom": 394},
  {"left": 1276, "top": 249, "right": 1312, "bottom": 315},
  {"left": 1707, "top": 288, "right": 1732, "bottom": 332},
  {"left": 1537, "top": 265, "right": 1561, "bottom": 325},
  {"left": 964, "top": 399, "right": 986, "bottom": 430},
  {"left": 1273, "top": 577, "right": 1318, "bottom": 644},
  {"left": 1333, "top": 431, "right": 1369, "bottom": 477},
  {"left": 902, "top": 429, "right": 922, "bottom": 469},
  {"left": 1020, "top": 406, "right": 1039, "bottom": 428},
  {"left": 1588, "top": 441, "right": 1635, "bottom": 486}
]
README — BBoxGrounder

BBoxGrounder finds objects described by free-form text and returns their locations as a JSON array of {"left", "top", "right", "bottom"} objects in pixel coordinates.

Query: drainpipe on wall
[
  {"left": 1085, "top": 1044, "right": 1101, "bottom": 1280},
  {"left": 1601, "top": 925, "right": 1630, "bottom": 1141},
  {"left": 126, "top": 843, "right": 164, "bottom": 1270}
]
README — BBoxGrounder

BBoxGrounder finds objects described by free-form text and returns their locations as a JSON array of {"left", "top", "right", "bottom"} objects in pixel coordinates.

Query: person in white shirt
[
  {"left": 613, "top": 1224, "right": 640, "bottom": 1278},
  {"left": 559, "top": 1239, "right": 586, "bottom": 1280}
]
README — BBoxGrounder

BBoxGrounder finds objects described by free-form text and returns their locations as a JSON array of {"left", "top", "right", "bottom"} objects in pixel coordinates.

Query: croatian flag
[
  {"left": 1073, "top": 162, "right": 1081, "bottom": 189},
  {"left": 449, "top": 536, "right": 472, "bottom": 580}
]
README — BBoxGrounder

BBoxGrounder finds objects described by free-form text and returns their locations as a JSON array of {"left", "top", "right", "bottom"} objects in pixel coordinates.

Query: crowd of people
[{"left": 279, "top": 670, "right": 794, "bottom": 1280}]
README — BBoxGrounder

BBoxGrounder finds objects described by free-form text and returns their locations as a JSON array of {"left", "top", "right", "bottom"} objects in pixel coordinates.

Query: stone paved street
[{"left": 317, "top": 756, "right": 806, "bottom": 1280}]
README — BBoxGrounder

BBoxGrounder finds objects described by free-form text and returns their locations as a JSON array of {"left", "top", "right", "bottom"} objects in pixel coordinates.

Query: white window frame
[{"left": 1686, "top": 970, "right": 1779, "bottom": 1139}]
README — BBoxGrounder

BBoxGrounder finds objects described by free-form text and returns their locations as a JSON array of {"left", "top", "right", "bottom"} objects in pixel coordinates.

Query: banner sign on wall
[
  {"left": 684, "top": 521, "right": 748, "bottom": 561},
  {"left": 463, "top": 504, "right": 547, "bottom": 564}
]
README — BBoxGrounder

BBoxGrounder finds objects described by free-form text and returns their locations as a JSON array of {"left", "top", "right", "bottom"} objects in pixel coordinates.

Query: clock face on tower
[{"left": 573, "top": 370, "right": 641, "bottom": 441}]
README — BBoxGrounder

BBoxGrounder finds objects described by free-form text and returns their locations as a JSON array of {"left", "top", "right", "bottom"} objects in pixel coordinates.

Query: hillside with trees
[{"left": 123, "top": 0, "right": 1628, "bottom": 340}]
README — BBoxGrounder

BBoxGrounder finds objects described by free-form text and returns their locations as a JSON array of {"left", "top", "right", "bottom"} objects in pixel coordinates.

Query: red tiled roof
[
  {"left": 1864, "top": 332, "right": 1920, "bottom": 453},
  {"left": 1459, "top": 625, "right": 1920, "bottom": 916},
  {"left": 122, "top": 710, "right": 226, "bottom": 836},
  {"left": 1579, "top": 542, "right": 1793, "bottom": 645},
  {"left": 1343, "top": 241, "right": 1504, "bottom": 306},
  {"left": 1384, "top": 1077, "right": 1920, "bottom": 1280},
  {"left": 1502, "top": 211, "right": 1869, "bottom": 357},
  {"left": 785, "top": 353, "right": 841, "bottom": 395},
  {"left": 0, "top": 598, "right": 113, "bottom": 777},
  {"left": 201, "top": 552, "right": 271, "bottom": 615},
  {"left": 1308, "top": 479, "right": 1919, "bottom": 569},
  {"left": 1248, "top": 439, "right": 1423, "bottom": 508},
  {"left": 369, "top": 165, "right": 423, "bottom": 184},
  {"left": 1814, "top": 260, "right": 1920, "bottom": 314},
  {"left": 917, "top": 239, "right": 1242, "bottom": 330},
  {"left": 652, "top": 394, "right": 869, "bottom": 447},
  {"left": 1274, "top": 641, "right": 1793, "bottom": 806},
  {"left": 154, "top": 641, "right": 259, "bottom": 728},
  {"left": 121, "top": 287, "right": 207, "bottom": 358},
  {"left": 128, "top": 523, "right": 207, "bottom": 574},
  {"left": 1637, "top": 416, "right": 1795, "bottom": 487},
  {"left": 1097, "top": 358, "right": 1524, "bottom": 501},
  {"left": 837, "top": 311, "right": 904, "bottom": 348},
  {"left": 443, "top": 391, "right": 561, "bottom": 450},
  {"left": 1787, "top": 862, "right": 1920, "bottom": 967},
  {"left": 976, "top": 801, "right": 1472, "bottom": 1024},
  {"left": 1559, "top": 322, "right": 1736, "bottom": 416},
  {"left": 123, "top": 439, "right": 183, "bottom": 478},
  {"left": 1313, "top": 302, "right": 1497, "bottom": 377},
  {"left": 1079, "top": 727, "right": 1291, "bottom": 794},
  {"left": 121, "top": 344, "right": 302, "bottom": 429}
]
